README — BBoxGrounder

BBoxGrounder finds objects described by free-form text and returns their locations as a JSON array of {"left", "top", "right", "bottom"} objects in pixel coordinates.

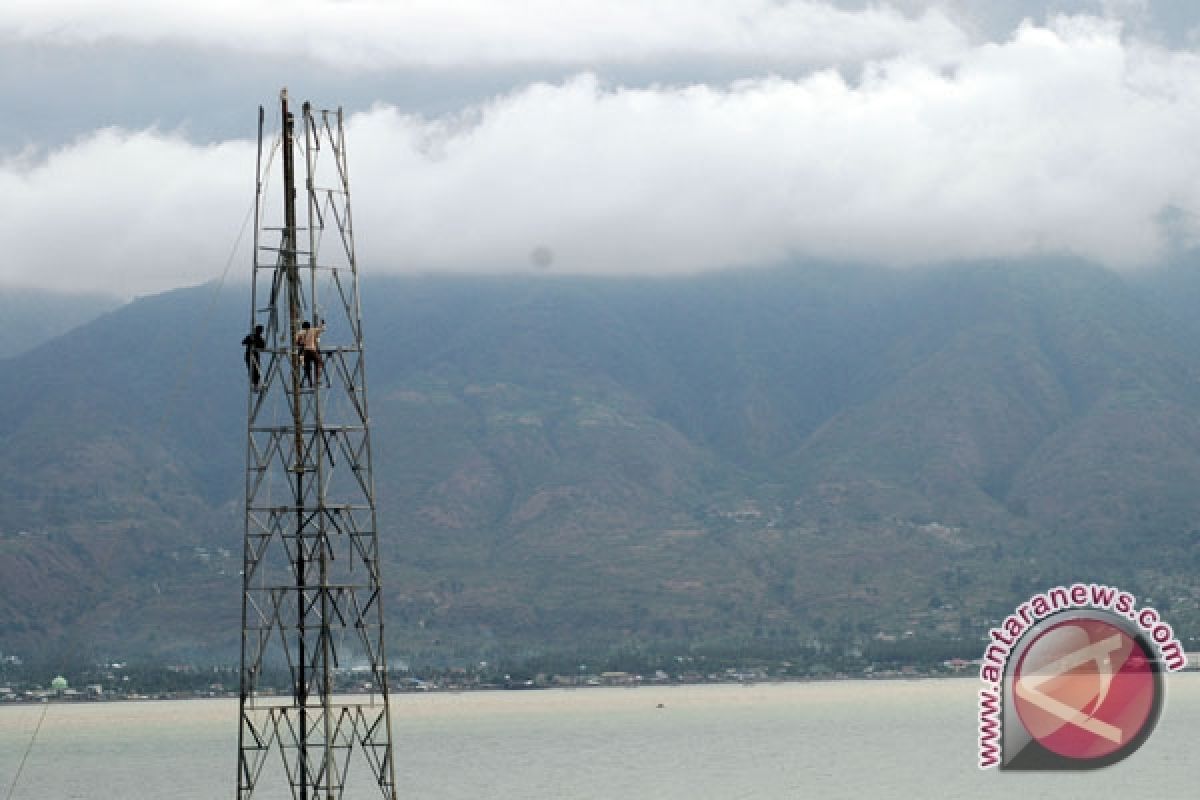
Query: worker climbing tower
[{"left": 237, "top": 89, "right": 397, "bottom": 799}]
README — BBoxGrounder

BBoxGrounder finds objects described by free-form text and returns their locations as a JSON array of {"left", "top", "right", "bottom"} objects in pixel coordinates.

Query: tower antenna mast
[{"left": 237, "top": 88, "right": 398, "bottom": 799}]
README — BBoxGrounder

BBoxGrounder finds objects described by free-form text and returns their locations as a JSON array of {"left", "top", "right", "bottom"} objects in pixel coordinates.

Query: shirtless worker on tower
[{"left": 296, "top": 319, "right": 327, "bottom": 387}]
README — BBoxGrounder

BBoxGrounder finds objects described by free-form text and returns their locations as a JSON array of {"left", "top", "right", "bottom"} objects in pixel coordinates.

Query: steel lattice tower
[{"left": 237, "top": 89, "right": 397, "bottom": 799}]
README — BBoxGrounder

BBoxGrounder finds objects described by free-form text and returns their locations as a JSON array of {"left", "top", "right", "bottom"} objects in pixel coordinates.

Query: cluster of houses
[{"left": 0, "top": 675, "right": 106, "bottom": 703}]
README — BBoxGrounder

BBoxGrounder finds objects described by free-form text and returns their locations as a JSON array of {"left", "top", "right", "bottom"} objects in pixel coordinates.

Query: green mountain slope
[
  {"left": 0, "top": 287, "right": 122, "bottom": 358},
  {"left": 2, "top": 262, "right": 1199, "bottom": 665}
]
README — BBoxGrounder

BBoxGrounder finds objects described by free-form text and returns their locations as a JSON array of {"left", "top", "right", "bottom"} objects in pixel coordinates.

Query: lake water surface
[{"left": 1, "top": 675, "right": 1196, "bottom": 799}]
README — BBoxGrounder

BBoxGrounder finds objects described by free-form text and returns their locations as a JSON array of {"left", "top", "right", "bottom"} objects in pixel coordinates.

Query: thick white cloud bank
[
  {"left": 4, "top": 16, "right": 1200, "bottom": 294},
  {"left": 0, "top": 131, "right": 253, "bottom": 294},
  {"left": 0, "top": 0, "right": 968, "bottom": 69}
]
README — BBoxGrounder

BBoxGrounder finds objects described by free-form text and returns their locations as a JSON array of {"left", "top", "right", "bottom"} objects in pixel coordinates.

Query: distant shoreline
[{"left": 0, "top": 670, "right": 982, "bottom": 708}]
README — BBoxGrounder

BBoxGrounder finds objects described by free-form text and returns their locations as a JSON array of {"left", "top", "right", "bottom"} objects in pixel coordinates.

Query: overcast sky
[{"left": 4, "top": 1, "right": 1200, "bottom": 295}]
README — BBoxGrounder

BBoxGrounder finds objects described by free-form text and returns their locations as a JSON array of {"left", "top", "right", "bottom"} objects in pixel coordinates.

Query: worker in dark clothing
[
  {"left": 295, "top": 320, "right": 327, "bottom": 388},
  {"left": 242, "top": 324, "right": 266, "bottom": 390}
]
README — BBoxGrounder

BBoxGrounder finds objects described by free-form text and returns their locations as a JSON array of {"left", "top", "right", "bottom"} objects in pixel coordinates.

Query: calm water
[{"left": 1, "top": 675, "right": 1196, "bottom": 799}]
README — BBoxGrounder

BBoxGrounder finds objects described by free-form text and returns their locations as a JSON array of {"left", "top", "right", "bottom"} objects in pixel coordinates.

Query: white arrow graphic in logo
[{"left": 1016, "top": 631, "right": 1125, "bottom": 743}]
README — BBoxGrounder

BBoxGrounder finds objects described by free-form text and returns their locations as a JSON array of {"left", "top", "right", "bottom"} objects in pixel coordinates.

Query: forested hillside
[{"left": 2, "top": 260, "right": 1199, "bottom": 665}]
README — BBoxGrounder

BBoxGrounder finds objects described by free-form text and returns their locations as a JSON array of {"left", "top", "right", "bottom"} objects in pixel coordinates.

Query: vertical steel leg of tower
[{"left": 237, "top": 89, "right": 397, "bottom": 799}]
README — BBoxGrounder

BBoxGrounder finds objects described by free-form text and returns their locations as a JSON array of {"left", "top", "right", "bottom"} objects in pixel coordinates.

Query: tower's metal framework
[{"left": 237, "top": 89, "right": 397, "bottom": 799}]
